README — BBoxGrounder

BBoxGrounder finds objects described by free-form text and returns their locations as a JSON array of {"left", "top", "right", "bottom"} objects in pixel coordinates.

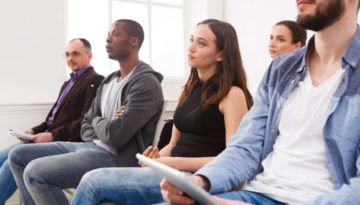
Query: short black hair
[
  {"left": 276, "top": 20, "right": 307, "bottom": 46},
  {"left": 70, "top": 38, "right": 92, "bottom": 51},
  {"left": 115, "top": 19, "right": 144, "bottom": 49}
]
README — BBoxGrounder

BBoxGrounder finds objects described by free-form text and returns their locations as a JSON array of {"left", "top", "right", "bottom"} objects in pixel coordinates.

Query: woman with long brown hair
[
  {"left": 269, "top": 20, "right": 307, "bottom": 58},
  {"left": 71, "top": 19, "right": 253, "bottom": 205}
]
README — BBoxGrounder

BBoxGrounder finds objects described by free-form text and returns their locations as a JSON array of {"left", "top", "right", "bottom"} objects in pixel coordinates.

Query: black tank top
[{"left": 171, "top": 81, "right": 225, "bottom": 157}]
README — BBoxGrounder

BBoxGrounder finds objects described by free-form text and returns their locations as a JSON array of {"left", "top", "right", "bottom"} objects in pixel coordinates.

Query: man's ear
[
  {"left": 130, "top": 37, "right": 139, "bottom": 48},
  {"left": 87, "top": 51, "right": 93, "bottom": 60}
]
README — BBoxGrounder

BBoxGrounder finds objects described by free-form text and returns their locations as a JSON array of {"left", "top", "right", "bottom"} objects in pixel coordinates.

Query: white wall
[
  {"left": 223, "top": 0, "right": 299, "bottom": 94},
  {"left": 0, "top": 0, "right": 66, "bottom": 148},
  {"left": 0, "top": 0, "right": 66, "bottom": 105},
  {"left": 0, "top": 104, "right": 51, "bottom": 149}
]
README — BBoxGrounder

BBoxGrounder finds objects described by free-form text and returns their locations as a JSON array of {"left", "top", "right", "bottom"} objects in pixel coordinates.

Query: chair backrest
[
  {"left": 156, "top": 119, "right": 173, "bottom": 149},
  {"left": 152, "top": 100, "right": 168, "bottom": 146}
]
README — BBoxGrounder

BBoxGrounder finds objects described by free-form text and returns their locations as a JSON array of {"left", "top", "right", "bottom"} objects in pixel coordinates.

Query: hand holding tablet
[
  {"left": 136, "top": 153, "right": 221, "bottom": 205},
  {"left": 8, "top": 129, "right": 34, "bottom": 141}
]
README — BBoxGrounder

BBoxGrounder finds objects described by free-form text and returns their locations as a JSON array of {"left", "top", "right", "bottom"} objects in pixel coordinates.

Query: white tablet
[
  {"left": 8, "top": 129, "right": 34, "bottom": 140},
  {"left": 136, "top": 154, "right": 221, "bottom": 205}
]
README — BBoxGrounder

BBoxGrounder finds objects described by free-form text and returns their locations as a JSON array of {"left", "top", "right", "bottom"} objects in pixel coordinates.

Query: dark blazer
[{"left": 32, "top": 67, "right": 104, "bottom": 142}]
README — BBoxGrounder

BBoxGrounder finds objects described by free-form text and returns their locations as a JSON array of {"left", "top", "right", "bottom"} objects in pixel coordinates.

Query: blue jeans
[
  {"left": 8, "top": 142, "right": 118, "bottom": 205},
  {"left": 71, "top": 167, "right": 164, "bottom": 205},
  {"left": 214, "top": 190, "right": 285, "bottom": 205},
  {"left": 0, "top": 143, "right": 20, "bottom": 205},
  {"left": 156, "top": 190, "right": 284, "bottom": 205}
]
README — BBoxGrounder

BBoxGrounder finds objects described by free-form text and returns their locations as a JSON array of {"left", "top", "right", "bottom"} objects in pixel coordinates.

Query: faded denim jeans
[
  {"left": 71, "top": 167, "right": 164, "bottom": 205},
  {"left": 0, "top": 143, "right": 20, "bottom": 204},
  {"left": 8, "top": 141, "right": 118, "bottom": 205},
  {"left": 155, "top": 190, "right": 285, "bottom": 205}
]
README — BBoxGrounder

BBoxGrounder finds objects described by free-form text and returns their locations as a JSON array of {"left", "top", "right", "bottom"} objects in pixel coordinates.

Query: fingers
[
  {"left": 24, "top": 129, "right": 34, "bottom": 135},
  {"left": 19, "top": 129, "right": 34, "bottom": 143},
  {"left": 143, "top": 146, "right": 154, "bottom": 156},
  {"left": 213, "top": 196, "right": 253, "bottom": 205},
  {"left": 18, "top": 138, "right": 30, "bottom": 143},
  {"left": 115, "top": 110, "right": 125, "bottom": 116},
  {"left": 143, "top": 146, "right": 160, "bottom": 159},
  {"left": 139, "top": 161, "right": 146, "bottom": 167},
  {"left": 160, "top": 179, "right": 183, "bottom": 197},
  {"left": 213, "top": 196, "right": 229, "bottom": 204},
  {"left": 139, "top": 146, "right": 160, "bottom": 166},
  {"left": 32, "top": 135, "right": 40, "bottom": 143},
  {"left": 115, "top": 106, "right": 126, "bottom": 118},
  {"left": 160, "top": 179, "right": 195, "bottom": 205},
  {"left": 148, "top": 147, "right": 159, "bottom": 159}
]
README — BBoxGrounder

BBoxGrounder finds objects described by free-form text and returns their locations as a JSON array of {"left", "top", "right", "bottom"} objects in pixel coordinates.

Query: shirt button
[
  {"left": 291, "top": 80, "right": 295, "bottom": 84},
  {"left": 271, "top": 129, "right": 276, "bottom": 134},
  {"left": 276, "top": 104, "right": 281, "bottom": 110}
]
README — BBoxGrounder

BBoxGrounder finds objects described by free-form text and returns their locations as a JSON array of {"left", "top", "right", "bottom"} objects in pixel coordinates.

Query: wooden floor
[{"left": 5, "top": 190, "right": 19, "bottom": 205}]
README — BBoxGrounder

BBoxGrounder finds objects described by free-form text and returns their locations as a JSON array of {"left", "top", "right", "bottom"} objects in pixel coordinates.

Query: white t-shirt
[
  {"left": 244, "top": 68, "right": 345, "bottom": 204},
  {"left": 94, "top": 69, "right": 134, "bottom": 154},
  {"left": 101, "top": 70, "right": 134, "bottom": 119}
]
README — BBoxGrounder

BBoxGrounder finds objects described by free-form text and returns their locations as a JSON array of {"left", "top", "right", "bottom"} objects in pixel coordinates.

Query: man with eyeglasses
[
  {"left": 0, "top": 38, "right": 104, "bottom": 204},
  {"left": 9, "top": 19, "right": 164, "bottom": 205}
]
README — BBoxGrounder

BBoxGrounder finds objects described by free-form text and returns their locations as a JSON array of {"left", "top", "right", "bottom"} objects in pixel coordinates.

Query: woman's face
[
  {"left": 187, "top": 24, "right": 222, "bottom": 70},
  {"left": 268, "top": 25, "right": 300, "bottom": 58}
]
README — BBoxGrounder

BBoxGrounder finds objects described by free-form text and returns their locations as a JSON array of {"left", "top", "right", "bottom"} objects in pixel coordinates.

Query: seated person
[
  {"left": 0, "top": 38, "right": 104, "bottom": 204},
  {"left": 160, "top": 1, "right": 360, "bottom": 205},
  {"left": 8, "top": 19, "right": 164, "bottom": 205},
  {"left": 268, "top": 20, "right": 306, "bottom": 58},
  {"left": 70, "top": 19, "right": 253, "bottom": 205}
]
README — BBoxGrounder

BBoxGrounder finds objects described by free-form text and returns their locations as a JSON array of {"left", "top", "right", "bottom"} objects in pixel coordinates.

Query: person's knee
[
  {"left": 23, "top": 158, "right": 57, "bottom": 191},
  {"left": 77, "top": 169, "right": 103, "bottom": 191},
  {"left": 23, "top": 160, "right": 42, "bottom": 185},
  {"left": 82, "top": 169, "right": 99, "bottom": 184},
  {"left": 80, "top": 168, "right": 132, "bottom": 189},
  {"left": 8, "top": 144, "right": 27, "bottom": 166}
]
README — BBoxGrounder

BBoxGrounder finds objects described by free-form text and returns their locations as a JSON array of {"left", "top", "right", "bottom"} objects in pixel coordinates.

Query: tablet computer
[
  {"left": 8, "top": 129, "right": 34, "bottom": 140},
  {"left": 136, "top": 153, "right": 221, "bottom": 205}
]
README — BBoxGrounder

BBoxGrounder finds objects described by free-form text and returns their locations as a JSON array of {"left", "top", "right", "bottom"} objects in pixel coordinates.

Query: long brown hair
[{"left": 178, "top": 19, "right": 253, "bottom": 110}]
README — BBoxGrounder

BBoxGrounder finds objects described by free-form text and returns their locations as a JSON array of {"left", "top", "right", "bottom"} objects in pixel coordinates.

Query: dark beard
[{"left": 297, "top": 0, "right": 345, "bottom": 31}]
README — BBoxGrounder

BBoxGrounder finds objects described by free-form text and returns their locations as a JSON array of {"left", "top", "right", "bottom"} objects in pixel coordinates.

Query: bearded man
[{"left": 160, "top": 0, "right": 360, "bottom": 204}]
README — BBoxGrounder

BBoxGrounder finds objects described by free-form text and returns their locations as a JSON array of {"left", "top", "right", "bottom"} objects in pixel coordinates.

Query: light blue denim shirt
[{"left": 196, "top": 26, "right": 360, "bottom": 205}]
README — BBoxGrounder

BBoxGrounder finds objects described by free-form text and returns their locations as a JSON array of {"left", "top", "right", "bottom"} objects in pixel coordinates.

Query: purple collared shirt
[{"left": 47, "top": 67, "right": 90, "bottom": 127}]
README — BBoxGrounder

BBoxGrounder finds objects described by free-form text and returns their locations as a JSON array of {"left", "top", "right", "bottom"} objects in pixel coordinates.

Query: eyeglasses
[{"left": 64, "top": 51, "right": 82, "bottom": 58}]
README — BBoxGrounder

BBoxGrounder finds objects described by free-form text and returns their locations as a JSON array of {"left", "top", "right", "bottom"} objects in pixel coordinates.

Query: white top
[
  {"left": 101, "top": 70, "right": 134, "bottom": 119},
  {"left": 244, "top": 68, "right": 345, "bottom": 203},
  {"left": 94, "top": 69, "right": 135, "bottom": 154}
]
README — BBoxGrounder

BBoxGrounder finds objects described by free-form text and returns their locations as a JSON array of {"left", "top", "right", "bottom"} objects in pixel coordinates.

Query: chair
[
  {"left": 152, "top": 100, "right": 168, "bottom": 147},
  {"left": 156, "top": 119, "right": 173, "bottom": 149},
  {"left": 151, "top": 99, "right": 174, "bottom": 150}
]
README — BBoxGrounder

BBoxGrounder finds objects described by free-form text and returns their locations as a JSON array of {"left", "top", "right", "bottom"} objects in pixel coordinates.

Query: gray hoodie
[{"left": 81, "top": 61, "right": 164, "bottom": 166}]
